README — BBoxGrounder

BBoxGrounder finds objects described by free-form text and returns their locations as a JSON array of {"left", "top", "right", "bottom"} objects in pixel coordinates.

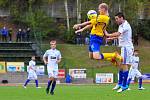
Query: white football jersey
[
  {"left": 118, "top": 20, "right": 133, "bottom": 47},
  {"left": 28, "top": 60, "right": 36, "bottom": 71},
  {"left": 131, "top": 56, "right": 139, "bottom": 69},
  {"left": 43, "top": 49, "right": 61, "bottom": 70}
]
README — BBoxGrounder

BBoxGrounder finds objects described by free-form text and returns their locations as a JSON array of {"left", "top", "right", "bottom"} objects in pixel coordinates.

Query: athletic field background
[{"left": 0, "top": 84, "right": 149, "bottom": 100}]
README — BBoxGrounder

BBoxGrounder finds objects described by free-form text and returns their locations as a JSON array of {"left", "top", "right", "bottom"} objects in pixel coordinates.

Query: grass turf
[{"left": 0, "top": 84, "right": 150, "bottom": 100}]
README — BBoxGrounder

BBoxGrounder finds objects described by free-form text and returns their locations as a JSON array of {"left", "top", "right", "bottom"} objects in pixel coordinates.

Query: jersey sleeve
[
  {"left": 43, "top": 50, "right": 48, "bottom": 58},
  {"left": 118, "top": 25, "right": 128, "bottom": 34},
  {"left": 29, "top": 61, "right": 33, "bottom": 67},
  {"left": 57, "top": 51, "right": 62, "bottom": 60},
  {"left": 137, "top": 57, "right": 140, "bottom": 62}
]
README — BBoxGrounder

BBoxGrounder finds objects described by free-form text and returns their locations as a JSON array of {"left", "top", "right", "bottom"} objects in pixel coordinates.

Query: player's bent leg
[
  {"left": 46, "top": 79, "right": 53, "bottom": 94},
  {"left": 50, "top": 79, "right": 57, "bottom": 95},
  {"left": 46, "top": 76, "right": 54, "bottom": 94},
  {"left": 101, "top": 52, "right": 123, "bottom": 67},
  {"left": 127, "top": 78, "right": 132, "bottom": 87},
  {"left": 89, "top": 52, "right": 93, "bottom": 59},
  {"left": 50, "top": 71, "right": 58, "bottom": 95},
  {"left": 138, "top": 76, "right": 145, "bottom": 90},
  {"left": 102, "top": 53, "right": 115, "bottom": 60},
  {"left": 114, "top": 52, "right": 123, "bottom": 66},
  {"left": 126, "top": 78, "right": 132, "bottom": 90},
  {"left": 35, "top": 79, "right": 41, "bottom": 88},
  {"left": 107, "top": 58, "right": 118, "bottom": 66},
  {"left": 92, "top": 52, "right": 102, "bottom": 60},
  {"left": 23, "top": 79, "right": 30, "bottom": 88},
  {"left": 117, "top": 65, "right": 129, "bottom": 93},
  {"left": 112, "top": 70, "right": 123, "bottom": 90}
]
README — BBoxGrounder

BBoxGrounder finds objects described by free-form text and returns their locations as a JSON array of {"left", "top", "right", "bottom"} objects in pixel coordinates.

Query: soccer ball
[{"left": 87, "top": 10, "right": 97, "bottom": 20}]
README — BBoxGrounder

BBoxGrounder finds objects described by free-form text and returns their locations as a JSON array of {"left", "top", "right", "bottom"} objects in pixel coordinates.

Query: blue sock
[
  {"left": 24, "top": 79, "right": 30, "bottom": 86},
  {"left": 47, "top": 80, "right": 52, "bottom": 89},
  {"left": 118, "top": 70, "right": 123, "bottom": 86},
  {"left": 100, "top": 54, "right": 104, "bottom": 59},
  {"left": 51, "top": 80, "right": 56, "bottom": 93},
  {"left": 35, "top": 80, "right": 38, "bottom": 87},
  {"left": 139, "top": 78, "right": 142, "bottom": 88},
  {"left": 127, "top": 78, "right": 132, "bottom": 87},
  {"left": 122, "top": 71, "right": 129, "bottom": 87}
]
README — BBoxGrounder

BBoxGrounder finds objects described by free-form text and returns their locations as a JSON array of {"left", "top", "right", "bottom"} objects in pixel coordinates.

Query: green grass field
[{"left": 0, "top": 84, "right": 150, "bottom": 100}]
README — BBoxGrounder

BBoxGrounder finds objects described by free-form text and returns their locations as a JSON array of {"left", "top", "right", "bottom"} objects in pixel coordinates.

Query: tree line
[{"left": 0, "top": 0, "right": 149, "bottom": 43}]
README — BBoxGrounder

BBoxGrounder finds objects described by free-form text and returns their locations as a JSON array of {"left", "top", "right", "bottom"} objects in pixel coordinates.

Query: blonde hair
[
  {"left": 99, "top": 3, "right": 108, "bottom": 10},
  {"left": 99, "top": 3, "right": 109, "bottom": 16}
]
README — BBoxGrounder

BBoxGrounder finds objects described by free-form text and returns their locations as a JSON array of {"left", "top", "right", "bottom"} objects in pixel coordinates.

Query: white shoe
[
  {"left": 117, "top": 88, "right": 123, "bottom": 93},
  {"left": 23, "top": 86, "right": 27, "bottom": 88},
  {"left": 138, "top": 87, "right": 145, "bottom": 90},
  {"left": 127, "top": 88, "right": 131, "bottom": 90},
  {"left": 36, "top": 87, "right": 41, "bottom": 88},
  {"left": 117, "top": 86, "right": 128, "bottom": 93},
  {"left": 112, "top": 85, "right": 121, "bottom": 90}
]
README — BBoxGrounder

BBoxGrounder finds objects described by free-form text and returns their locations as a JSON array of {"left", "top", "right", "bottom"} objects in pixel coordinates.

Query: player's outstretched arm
[
  {"left": 106, "top": 32, "right": 121, "bottom": 37},
  {"left": 73, "top": 21, "right": 91, "bottom": 29},
  {"left": 104, "top": 30, "right": 109, "bottom": 36},
  {"left": 104, "top": 30, "right": 119, "bottom": 41},
  {"left": 106, "top": 36, "right": 118, "bottom": 42},
  {"left": 75, "top": 24, "right": 92, "bottom": 33}
]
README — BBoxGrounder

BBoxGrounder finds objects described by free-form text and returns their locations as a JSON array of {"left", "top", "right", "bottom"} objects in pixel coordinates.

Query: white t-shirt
[
  {"left": 28, "top": 60, "right": 36, "bottom": 72},
  {"left": 43, "top": 49, "right": 61, "bottom": 70},
  {"left": 131, "top": 56, "right": 139, "bottom": 69},
  {"left": 118, "top": 20, "right": 133, "bottom": 47}
]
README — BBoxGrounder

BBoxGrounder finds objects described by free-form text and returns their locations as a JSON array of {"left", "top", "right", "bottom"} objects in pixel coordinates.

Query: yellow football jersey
[{"left": 90, "top": 15, "right": 110, "bottom": 37}]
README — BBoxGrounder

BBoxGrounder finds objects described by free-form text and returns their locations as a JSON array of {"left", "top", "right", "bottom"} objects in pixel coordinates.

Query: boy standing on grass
[
  {"left": 23, "top": 56, "right": 41, "bottom": 88},
  {"left": 43, "top": 40, "right": 62, "bottom": 95},
  {"left": 127, "top": 50, "right": 145, "bottom": 90}
]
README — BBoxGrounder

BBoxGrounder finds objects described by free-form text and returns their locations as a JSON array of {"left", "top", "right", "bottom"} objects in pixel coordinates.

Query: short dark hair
[
  {"left": 50, "top": 39, "right": 56, "bottom": 44},
  {"left": 134, "top": 49, "right": 139, "bottom": 52},
  {"left": 115, "top": 12, "right": 125, "bottom": 19}
]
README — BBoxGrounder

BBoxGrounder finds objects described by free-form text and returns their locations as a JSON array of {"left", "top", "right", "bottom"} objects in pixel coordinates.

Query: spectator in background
[
  {"left": 113, "top": 38, "right": 118, "bottom": 46},
  {"left": 1, "top": 26, "right": 8, "bottom": 42},
  {"left": 84, "top": 31, "right": 90, "bottom": 45},
  {"left": 75, "top": 27, "right": 83, "bottom": 45},
  {"left": 26, "top": 27, "right": 31, "bottom": 42},
  {"left": 16, "top": 28, "right": 22, "bottom": 42},
  {"left": 0, "top": 30, "right": 2, "bottom": 42},
  {"left": 8, "top": 28, "right": 13, "bottom": 42},
  {"left": 66, "top": 74, "right": 72, "bottom": 83},
  {"left": 85, "top": 36, "right": 89, "bottom": 45},
  {"left": 22, "top": 29, "right": 26, "bottom": 42},
  {"left": 105, "top": 39, "right": 109, "bottom": 46},
  {"left": 76, "top": 32, "right": 82, "bottom": 45}
]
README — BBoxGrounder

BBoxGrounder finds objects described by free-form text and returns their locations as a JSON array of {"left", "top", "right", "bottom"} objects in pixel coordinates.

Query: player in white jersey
[
  {"left": 105, "top": 12, "right": 134, "bottom": 92},
  {"left": 23, "top": 56, "right": 41, "bottom": 88},
  {"left": 127, "top": 50, "right": 145, "bottom": 90},
  {"left": 43, "top": 40, "right": 61, "bottom": 95}
]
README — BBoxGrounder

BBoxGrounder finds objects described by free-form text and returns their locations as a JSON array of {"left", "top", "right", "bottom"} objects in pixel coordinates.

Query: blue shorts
[{"left": 89, "top": 34, "right": 103, "bottom": 52}]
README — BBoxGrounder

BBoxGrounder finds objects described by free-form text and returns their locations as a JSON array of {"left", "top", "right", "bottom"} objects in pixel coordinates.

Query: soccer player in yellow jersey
[{"left": 73, "top": 3, "right": 122, "bottom": 65}]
